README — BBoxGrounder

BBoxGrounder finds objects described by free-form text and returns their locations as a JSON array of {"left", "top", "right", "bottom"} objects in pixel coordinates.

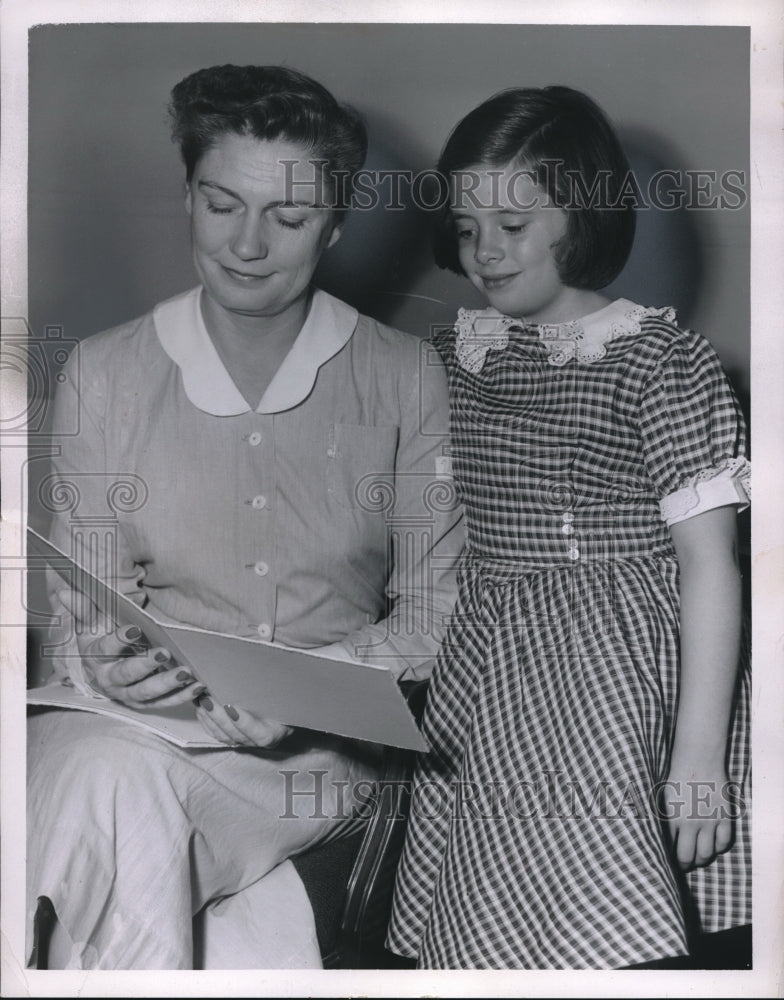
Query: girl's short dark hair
[
  {"left": 434, "top": 86, "right": 636, "bottom": 290},
  {"left": 169, "top": 64, "right": 367, "bottom": 216}
]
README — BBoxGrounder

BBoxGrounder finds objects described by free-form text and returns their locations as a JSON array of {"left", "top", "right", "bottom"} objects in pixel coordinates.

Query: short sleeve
[{"left": 637, "top": 328, "right": 750, "bottom": 526}]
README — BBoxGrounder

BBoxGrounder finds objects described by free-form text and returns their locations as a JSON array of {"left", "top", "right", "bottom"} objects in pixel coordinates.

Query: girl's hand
[
  {"left": 194, "top": 695, "right": 294, "bottom": 749},
  {"left": 660, "top": 767, "right": 736, "bottom": 871}
]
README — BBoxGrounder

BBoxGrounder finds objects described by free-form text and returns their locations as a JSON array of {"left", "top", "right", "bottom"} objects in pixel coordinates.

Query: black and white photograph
[{"left": 1, "top": 1, "right": 782, "bottom": 996}]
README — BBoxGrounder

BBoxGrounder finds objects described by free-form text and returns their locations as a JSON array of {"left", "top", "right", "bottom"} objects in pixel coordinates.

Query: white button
[
  {"left": 252, "top": 494, "right": 267, "bottom": 510},
  {"left": 257, "top": 623, "right": 271, "bottom": 639},
  {"left": 248, "top": 432, "right": 262, "bottom": 447},
  {"left": 326, "top": 447, "right": 336, "bottom": 458},
  {"left": 567, "top": 548, "right": 580, "bottom": 561},
  {"left": 562, "top": 512, "right": 575, "bottom": 523},
  {"left": 562, "top": 524, "right": 574, "bottom": 535},
  {"left": 254, "top": 561, "right": 269, "bottom": 576}
]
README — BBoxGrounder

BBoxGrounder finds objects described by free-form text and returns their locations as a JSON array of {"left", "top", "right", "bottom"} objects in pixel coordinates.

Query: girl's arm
[{"left": 665, "top": 504, "right": 743, "bottom": 870}]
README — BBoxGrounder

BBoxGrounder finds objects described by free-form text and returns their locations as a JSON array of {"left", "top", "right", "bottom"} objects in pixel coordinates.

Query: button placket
[
  {"left": 562, "top": 511, "right": 579, "bottom": 560},
  {"left": 242, "top": 417, "right": 275, "bottom": 640}
]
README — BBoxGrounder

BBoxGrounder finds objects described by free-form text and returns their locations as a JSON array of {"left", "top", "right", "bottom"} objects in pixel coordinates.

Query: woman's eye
[
  {"left": 206, "top": 202, "right": 235, "bottom": 215},
  {"left": 276, "top": 216, "right": 307, "bottom": 231},
  {"left": 503, "top": 224, "right": 528, "bottom": 234},
  {"left": 456, "top": 228, "right": 477, "bottom": 241}
]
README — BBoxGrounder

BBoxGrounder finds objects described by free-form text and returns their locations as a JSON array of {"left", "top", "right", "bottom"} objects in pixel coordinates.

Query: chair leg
[{"left": 29, "top": 896, "right": 57, "bottom": 970}]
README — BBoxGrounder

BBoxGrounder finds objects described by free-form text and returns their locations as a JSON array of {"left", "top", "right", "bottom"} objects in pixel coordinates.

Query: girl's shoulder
[
  {"left": 582, "top": 298, "right": 722, "bottom": 371},
  {"left": 606, "top": 299, "right": 725, "bottom": 366},
  {"left": 588, "top": 298, "right": 682, "bottom": 348}
]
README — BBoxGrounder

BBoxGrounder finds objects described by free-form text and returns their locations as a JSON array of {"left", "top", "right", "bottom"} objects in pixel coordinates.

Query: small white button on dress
[
  {"left": 257, "top": 623, "right": 272, "bottom": 639},
  {"left": 251, "top": 495, "right": 267, "bottom": 510},
  {"left": 254, "top": 561, "right": 269, "bottom": 576},
  {"left": 248, "top": 432, "right": 262, "bottom": 447}
]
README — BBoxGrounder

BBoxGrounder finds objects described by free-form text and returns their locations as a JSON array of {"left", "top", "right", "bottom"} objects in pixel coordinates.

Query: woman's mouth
[{"left": 222, "top": 266, "right": 271, "bottom": 283}]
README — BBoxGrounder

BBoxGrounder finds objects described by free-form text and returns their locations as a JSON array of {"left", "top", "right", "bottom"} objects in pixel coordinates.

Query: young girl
[{"left": 387, "top": 86, "right": 751, "bottom": 969}]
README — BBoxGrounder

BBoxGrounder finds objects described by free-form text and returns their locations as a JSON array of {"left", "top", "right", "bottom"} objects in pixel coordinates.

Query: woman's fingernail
[
  {"left": 154, "top": 649, "right": 170, "bottom": 663},
  {"left": 191, "top": 685, "right": 207, "bottom": 700},
  {"left": 119, "top": 625, "right": 142, "bottom": 643},
  {"left": 176, "top": 670, "right": 193, "bottom": 683},
  {"left": 200, "top": 696, "right": 214, "bottom": 712},
  {"left": 224, "top": 705, "right": 239, "bottom": 721}
]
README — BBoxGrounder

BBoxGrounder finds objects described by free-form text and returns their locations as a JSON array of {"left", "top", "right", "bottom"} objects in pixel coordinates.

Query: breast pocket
[{"left": 326, "top": 423, "right": 400, "bottom": 512}]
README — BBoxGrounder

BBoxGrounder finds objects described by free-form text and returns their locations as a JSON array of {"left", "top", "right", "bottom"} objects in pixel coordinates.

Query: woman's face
[{"left": 185, "top": 133, "right": 341, "bottom": 322}]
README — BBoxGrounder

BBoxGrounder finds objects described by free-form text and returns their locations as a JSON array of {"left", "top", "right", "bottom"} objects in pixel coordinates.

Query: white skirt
[{"left": 27, "top": 707, "right": 381, "bottom": 969}]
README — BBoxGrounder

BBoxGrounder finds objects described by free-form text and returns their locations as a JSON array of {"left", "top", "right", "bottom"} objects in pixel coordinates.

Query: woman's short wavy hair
[
  {"left": 433, "top": 86, "right": 636, "bottom": 290},
  {"left": 169, "top": 64, "right": 367, "bottom": 217}
]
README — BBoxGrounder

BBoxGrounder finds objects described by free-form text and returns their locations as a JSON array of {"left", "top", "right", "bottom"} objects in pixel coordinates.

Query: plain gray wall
[{"left": 28, "top": 23, "right": 749, "bottom": 394}]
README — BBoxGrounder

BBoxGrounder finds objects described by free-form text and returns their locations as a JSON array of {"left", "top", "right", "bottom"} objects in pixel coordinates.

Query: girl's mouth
[{"left": 481, "top": 273, "right": 518, "bottom": 290}]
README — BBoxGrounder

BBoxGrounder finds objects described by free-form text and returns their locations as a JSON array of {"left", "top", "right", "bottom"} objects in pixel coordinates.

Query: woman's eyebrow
[
  {"left": 197, "top": 179, "right": 241, "bottom": 198},
  {"left": 196, "top": 180, "right": 316, "bottom": 208}
]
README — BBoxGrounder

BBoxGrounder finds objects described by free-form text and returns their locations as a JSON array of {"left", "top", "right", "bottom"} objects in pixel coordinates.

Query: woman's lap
[{"left": 27, "top": 708, "right": 379, "bottom": 968}]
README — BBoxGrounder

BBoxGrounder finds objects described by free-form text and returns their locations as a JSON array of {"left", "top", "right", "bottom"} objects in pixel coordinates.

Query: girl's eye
[
  {"left": 456, "top": 228, "right": 477, "bottom": 241},
  {"left": 502, "top": 224, "right": 528, "bottom": 234},
  {"left": 276, "top": 216, "right": 307, "bottom": 231},
  {"left": 206, "top": 202, "right": 236, "bottom": 215}
]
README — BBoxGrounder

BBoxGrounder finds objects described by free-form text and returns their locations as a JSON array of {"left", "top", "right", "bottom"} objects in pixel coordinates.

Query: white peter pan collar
[{"left": 153, "top": 286, "right": 359, "bottom": 415}]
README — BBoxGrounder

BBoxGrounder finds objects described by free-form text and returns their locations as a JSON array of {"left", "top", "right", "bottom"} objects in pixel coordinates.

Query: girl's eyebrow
[{"left": 452, "top": 208, "right": 532, "bottom": 219}]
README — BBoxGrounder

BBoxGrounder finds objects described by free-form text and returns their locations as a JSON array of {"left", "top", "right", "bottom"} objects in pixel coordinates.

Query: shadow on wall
[
  {"left": 317, "top": 118, "right": 710, "bottom": 340},
  {"left": 314, "top": 115, "right": 436, "bottom": 328},
  {"left": 606, "top": 125, "right": 704, "bottom": 323}
]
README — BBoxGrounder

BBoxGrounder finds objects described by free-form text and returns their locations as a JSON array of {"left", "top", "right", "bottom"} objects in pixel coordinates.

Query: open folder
[{"left": 26, "top": 527, "right": 428, "bottom": 751}]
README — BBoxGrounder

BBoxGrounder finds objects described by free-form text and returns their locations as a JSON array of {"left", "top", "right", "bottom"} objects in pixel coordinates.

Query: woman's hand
[
  {"left": 194, "top": 695, "right": 294, "bottom": 749},
  {"left": 82, "top": 625, "right": 206, "bottom": 708},
  {"left": 59, "top": 589, "right": 206, "bottom": 709},
  {"left": 660, "top": 765, "right": 736, "bottom": 872}
]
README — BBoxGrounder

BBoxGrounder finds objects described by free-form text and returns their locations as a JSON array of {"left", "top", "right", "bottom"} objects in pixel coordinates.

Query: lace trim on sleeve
[{"left": 659, "top": 457, "right": 751, "bottom": 526}]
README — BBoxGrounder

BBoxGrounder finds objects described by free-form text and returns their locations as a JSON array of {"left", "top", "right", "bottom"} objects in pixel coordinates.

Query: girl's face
[{"left": 452, "top": 161, "right": 575, "bottom": 324}]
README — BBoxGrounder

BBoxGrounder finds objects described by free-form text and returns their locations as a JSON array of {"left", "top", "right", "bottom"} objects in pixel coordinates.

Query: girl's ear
[{"left": 326, "top": 222, "right": 343, "bottom": 250}]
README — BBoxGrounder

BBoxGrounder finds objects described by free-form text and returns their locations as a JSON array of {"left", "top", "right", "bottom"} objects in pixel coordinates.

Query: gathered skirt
[{"left": 387, "top": 555, "right": 751, "bottom": 969}]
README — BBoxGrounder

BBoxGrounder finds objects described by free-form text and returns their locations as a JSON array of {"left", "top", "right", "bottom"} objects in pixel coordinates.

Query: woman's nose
[{"left": 230, "top": 214, "right": 268, "bottom": 260}]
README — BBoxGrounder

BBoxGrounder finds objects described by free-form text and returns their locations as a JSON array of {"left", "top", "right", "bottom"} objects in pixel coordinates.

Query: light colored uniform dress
[
  {"left": 26, "top": 286, "right": 464, "bottom": 969},
  {"left": 387, "top": 299, "right": 751, "bottom": 969}
]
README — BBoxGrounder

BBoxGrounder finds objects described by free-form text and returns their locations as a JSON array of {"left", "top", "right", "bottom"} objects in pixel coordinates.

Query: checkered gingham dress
[{"left": 387, "top": 299, "right": 751, "bottom": 969}]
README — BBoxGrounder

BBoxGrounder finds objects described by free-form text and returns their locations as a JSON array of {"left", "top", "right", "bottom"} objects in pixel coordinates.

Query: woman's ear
[
  {"left": 184, "top": 183, "right": 193, "bottom": 216},
  {"left": 326, "top": 222, "right": 343, "bottom": 250}
]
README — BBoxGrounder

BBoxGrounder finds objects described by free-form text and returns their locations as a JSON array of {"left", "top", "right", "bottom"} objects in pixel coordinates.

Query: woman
[{"left": 27, "top": 64, "right": 463, "bottom": 969}]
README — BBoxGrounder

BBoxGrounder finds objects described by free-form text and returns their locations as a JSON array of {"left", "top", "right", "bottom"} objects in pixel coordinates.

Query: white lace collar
[
  {"left": 454, "top": 299, "right": 677, "bottom": 372},
  {"left": 153, "top": 286, "right": 359, "bottom": 415}
]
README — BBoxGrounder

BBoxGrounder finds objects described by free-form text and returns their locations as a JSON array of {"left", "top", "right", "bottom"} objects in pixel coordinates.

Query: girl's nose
[
  {"left": 230, "top": 214, "right": 268, "bottom": 260},
  {"left": 474, "top": 232, "right": 503, "bottom": 265}
]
